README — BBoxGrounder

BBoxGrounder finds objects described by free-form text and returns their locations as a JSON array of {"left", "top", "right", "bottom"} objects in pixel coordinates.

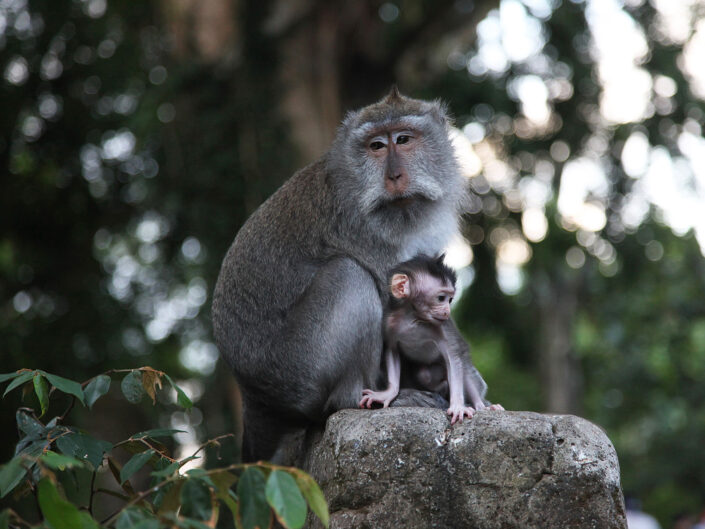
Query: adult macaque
[
  {"left": 359, "top": 255, "right": 503, "bottom": 424},
  {"left": 212, "top": 88, "right": 466, "bottom": 461}
]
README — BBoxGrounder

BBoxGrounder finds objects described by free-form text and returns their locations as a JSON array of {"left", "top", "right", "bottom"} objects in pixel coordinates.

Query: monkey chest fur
[{"left": 386, "top": 316, "right": 445, "bottom": 364}]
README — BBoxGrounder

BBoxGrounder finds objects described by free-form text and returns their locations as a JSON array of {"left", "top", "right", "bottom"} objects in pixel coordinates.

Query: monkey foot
[
  {"left": 471, "top": 402, "right": 505, "bottom": 413},
  {"left": 447, "top": 405, "right": 476, "bottom": 425},
  {"left": 359, "top": 388, "right": 399, "bottom": 409}
]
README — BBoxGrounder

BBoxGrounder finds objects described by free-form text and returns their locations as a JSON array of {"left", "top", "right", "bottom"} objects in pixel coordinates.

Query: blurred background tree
[{"left": 2, "top": 0, "right": 704, "bottom": 526}]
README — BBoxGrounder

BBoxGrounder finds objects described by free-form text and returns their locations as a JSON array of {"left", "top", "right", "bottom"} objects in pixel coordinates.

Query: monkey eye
[
  {"left": 449, "top": 297, "right": 453, "bottom": 303},
  {"left": 370, "top": 141, "right": 385, "bottom": 151},
  {"left": 437, "top": 295, "right": 446, "bottom": 302},
  {"left": 396, "top": 135, "right": 410, "bottom": 145}
]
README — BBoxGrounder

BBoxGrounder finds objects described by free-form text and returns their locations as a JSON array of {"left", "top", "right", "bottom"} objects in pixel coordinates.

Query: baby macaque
[{"left": 359, "top": 254, "right": 503, "bottom": 424}]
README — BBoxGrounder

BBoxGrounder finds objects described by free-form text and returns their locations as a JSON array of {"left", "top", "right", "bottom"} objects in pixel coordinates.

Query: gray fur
[{"left": 212, "top": 90, "right": 465, "bottom": 462}]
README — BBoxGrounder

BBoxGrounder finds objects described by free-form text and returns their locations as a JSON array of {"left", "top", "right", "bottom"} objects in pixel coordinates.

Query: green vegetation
[{"left": 0, "top": 368, "right": 328, "bottom": 529}]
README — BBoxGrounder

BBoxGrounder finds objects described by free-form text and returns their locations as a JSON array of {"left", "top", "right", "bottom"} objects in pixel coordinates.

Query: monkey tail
[
  {"left": 240, "top": 421, "right": 257, "bottom": 463},
  {"left": 240, "top": 396, "right": 308, "bottom": 465}
]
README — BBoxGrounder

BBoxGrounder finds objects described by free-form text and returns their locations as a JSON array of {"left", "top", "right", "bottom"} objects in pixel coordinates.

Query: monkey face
[
  {"left": 366, "top": 128, "right": 417, "bottom": 197},
  {"left": 414, "top": 274, "right": 455, "bottom": 322},
  {"left": 354, "top": 118, "right": 447, "bottom": 215},
  {"left": 330, "top": 90, "right": 463, "bottom": 224},
  {"left": 391, "top": 271, "right": 455, "bottom": 323}
]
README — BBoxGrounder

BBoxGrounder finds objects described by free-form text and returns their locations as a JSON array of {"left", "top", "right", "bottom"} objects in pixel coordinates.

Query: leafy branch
[{"left": 0, "top": 368, "right": 329, "bottom": 529}]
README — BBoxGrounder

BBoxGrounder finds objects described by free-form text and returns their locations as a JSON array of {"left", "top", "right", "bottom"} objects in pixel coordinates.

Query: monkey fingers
[
  {"left": 488, "top": 403, "right": 505, "bottom": 411},
  {"left": 446, "top": 405, "right": 476, "bottom": 425},
  {"left": 359, "top": 388, "right": 398, "bottom": 409}
]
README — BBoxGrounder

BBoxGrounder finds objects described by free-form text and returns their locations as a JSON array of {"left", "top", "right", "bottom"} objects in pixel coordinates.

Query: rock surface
[{"left": 300, "top": 408, "right": 626, "bottom": 529}]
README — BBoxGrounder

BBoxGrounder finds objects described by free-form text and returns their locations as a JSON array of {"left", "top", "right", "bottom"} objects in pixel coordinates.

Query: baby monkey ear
[{"left": 390, "top": 273, "right": 410, "bottom": 299}]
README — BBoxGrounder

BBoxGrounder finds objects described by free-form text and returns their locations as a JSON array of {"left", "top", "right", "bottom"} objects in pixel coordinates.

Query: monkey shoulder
[
  {"left": 238, "top": 159, "right": 331, "bottom": 244},
  {"left": 213, "top": 159, "right": 335, "bottom": 318}
]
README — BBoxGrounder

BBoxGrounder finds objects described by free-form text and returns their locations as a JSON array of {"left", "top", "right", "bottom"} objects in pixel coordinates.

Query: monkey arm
[
  {"left": 359, "top": 347, "right": 401, "bottom": 409},
  {"left": 439, "top": 342, "right": 476, "bottom": 425}
]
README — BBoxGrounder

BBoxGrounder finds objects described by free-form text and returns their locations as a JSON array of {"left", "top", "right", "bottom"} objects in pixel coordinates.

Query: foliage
[
  {"left": 577, "top": 225, "right": 705, "bottom": 522},
  {"left": 0, "top": 369, "right": 328, "bottom": 529}
]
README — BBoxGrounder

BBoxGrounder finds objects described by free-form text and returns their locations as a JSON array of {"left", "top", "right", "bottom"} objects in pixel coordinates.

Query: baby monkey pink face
[{"left": 390, "top": 271, "right": 455, "bottom": 323}]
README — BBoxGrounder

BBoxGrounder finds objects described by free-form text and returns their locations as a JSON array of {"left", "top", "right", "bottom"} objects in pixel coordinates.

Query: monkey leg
[
  {"left": 239, "top": 257, "right": 384, "bottom": 461},
  {"left": 395, "top": 359, "right": 449, "bottom": 408},
  {"left": 240, "top": 397, "right": 306, "bottom": 464},
  {"left": 390, "top": 388, "right": 449, "bottom": 408}
]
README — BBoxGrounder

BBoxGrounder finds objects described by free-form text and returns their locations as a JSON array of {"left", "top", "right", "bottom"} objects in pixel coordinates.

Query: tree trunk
[{"left": 536, "top": 273, "right": 583, "bottom": 414}]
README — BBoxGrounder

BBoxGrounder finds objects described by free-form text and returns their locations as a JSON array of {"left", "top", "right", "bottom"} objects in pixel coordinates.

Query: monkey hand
[
  {"left": 488, "top": 403, "right": 504, "bottom": 411},
  {"left": 359, "top": 388, "right": 399, "bottom": 409},
  {"left": 447, "top": 404, "right": 476, "bottom": 425}
]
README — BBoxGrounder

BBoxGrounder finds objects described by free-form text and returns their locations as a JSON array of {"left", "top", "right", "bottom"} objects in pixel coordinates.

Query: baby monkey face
[{"left": 391, "top": 271, "right": 455, "bottom": 322}]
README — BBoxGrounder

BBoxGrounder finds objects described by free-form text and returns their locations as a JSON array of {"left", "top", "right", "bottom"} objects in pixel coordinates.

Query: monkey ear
[
  {"left": 429, "top": 99, "right": 451, "bottom": 125},
  {"left": 390, "top": 273, "right": 410, "bottom": 299},
  {"left": 436, "top": 253, "right": 446, "bottom": 265}
]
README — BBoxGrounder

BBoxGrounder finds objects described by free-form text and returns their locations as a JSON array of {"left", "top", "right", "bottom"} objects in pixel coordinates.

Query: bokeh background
[{"left": 2, "top": 0, "right": 705, "bottom": 526}]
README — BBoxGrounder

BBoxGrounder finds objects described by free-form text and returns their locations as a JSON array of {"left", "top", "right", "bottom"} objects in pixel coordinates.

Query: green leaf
[
  {"left": 55, "top": 432, "right": 112, "bottom": 468},
  {"left": 121, "top": 371, "right": 144, "bottom": 404},
  {"left": 131, "top": 428, "right": 185, "bottom": 440},
  {"left": 174, "top": 386, "right": 193, "bottom": 409},
  {"left": 116, "top": 506, "right": 144, "bottom": 528},
  {"left": 0, "top": 371, "right": 23, "bottom": 383},
  {"left": 157, "top": 480, "right": 184, "bottom": 514},
  {"left": 179, "top": 478, "right": 212, "bottom": 521},
  {"left": 0, "top": 456, "right": 28, "bottom": 498},
  {"left": 172, "top": 517, "right": 213, "bottom": 529},
  {"left": 40, "top": 372, "right": 86, "bottom": 406},
  {"left": 291, "top": 470, "right": 329, "bottom": 528},
  {"left": 84, "top": 375, "right": 111, "bottom": 409},
  {"left": 237, "top": 467, "right": 271, "bottom": 529},
  {"left": 3, "top": 371, "right": 34, "bottom": 397},
  {"left": 221, "top": 492, "right": 241, "bottom": 529},
  {"left": 151, "top": 461, "right": 180, "bottom": 478},
  {"left": 120, "top": 449, "right": 156, "bottom": 484},
  {"left": 16, "top": 409, "right": 46, "bottom": 437},
  {"left": 213, "top": 471, "right": 239, "bottom": 527},
  {"left": 178, "top": 455, "right": 200, "bottom": 466},
  {"left": 116, "top": 507, "right": 159, "bottom": 529},
  {"left": 120, "top": 438, "right": 169, "bottom": 457},
  {"left": 39, "top": 451, "right": 86, "bottom": 471},
  {"left": 164, "top": 375, "right": 193, "bottom": 410},
  {"left": 185, "top": 468, "right": 216, "bottom": 488},
  {"left": 211, "top": 470, "right": 237, "bottom": 496},
  {"left": 265, "top": 470, "right": 306, "bottom": 529},
  {"left": 37, "top": 478, "right": 100, "bottom": 529},
  {"left": 33, "top": 373, "right": 49, "bottom": 417},
  {"left": 16, "top": 438, "right": 50, "bottom": 459},
  {"left": 133, "top": 519, "right": 161, "bottom": 529}
]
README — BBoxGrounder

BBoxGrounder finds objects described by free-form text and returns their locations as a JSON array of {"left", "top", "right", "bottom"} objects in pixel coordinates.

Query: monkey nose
[{"left": 387, "top": 172, "right": 403, "bottom": 181}]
